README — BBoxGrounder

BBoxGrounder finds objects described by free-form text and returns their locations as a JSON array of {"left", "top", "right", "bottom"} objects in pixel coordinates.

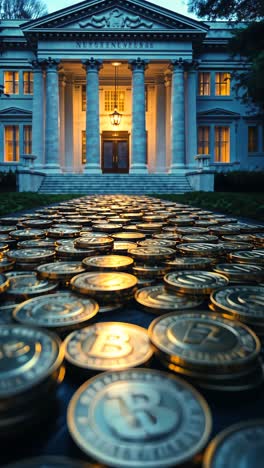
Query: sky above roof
[{"left": 44, "top": 0, "right": 197, "bottom": 20}]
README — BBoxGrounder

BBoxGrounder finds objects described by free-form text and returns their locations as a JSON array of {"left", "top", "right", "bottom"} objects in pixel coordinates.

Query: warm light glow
[
  {"left": 109, "top": 63, "right": 122, "bottom": 126},
  {"left": 110, "top": 109, "right": 122, "bottom": 126}
]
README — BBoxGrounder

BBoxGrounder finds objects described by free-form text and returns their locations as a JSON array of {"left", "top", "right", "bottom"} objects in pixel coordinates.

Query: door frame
[{"left": 101, "top": 131, "right": 130, "bottom": 174}]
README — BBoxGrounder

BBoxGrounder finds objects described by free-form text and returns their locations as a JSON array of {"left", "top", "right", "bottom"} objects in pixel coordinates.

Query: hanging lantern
[{"left": 109, "top": 63, "right": 122, "bottom": 126}]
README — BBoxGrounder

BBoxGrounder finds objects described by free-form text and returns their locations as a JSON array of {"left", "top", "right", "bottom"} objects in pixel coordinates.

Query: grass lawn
[
  {"left": 154, "top": 192, "right": 264, "bottom": 222},
  {"left": 0, "top": 193, "right": 82, "bottom": 216}
]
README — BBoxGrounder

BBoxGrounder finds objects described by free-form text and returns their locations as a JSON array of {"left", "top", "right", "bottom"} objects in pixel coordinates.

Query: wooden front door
[{"left": 102, "top": 132, "right": 129, "bottom": 173}]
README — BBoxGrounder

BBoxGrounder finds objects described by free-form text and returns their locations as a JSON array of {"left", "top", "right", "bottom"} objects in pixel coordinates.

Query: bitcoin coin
[
  {"left": 13, "top": 292, "right": 99, "bottom": 332},
  {"left": 37, "top": 262, "right": 86, "bottom": 281},
  {"left": 9, "top": 229, "right": 46, "bottom": 240},
  {"left": 0, "top": 325, "right": 63, "bottom": 399},
  {"left": 135, "top": 284, "right": 203, "bottom": 313},
  {"left": 213, "top": 264, "right": 264, "bottom": 283},
  {"left": 47, "top": 228, "right": 81, "bottom": 238},
  {"left": 0, "top": 274, "right": 9, "bottom": 294},
  {"left": 17, "top": 239, "right": 56, "bottom": 249},
  {"left": 6, "top": 272, "right": 58, "bottom": 298},
  {"left": 112, "top": 232, "right": 146, "bottom": 241},
  {"left": 180, "top": 235, "right": 219, "bottom": 244},
  {"left": 177, "top": 243, "right": 223, "bottom": 257},
  {"left": 7, "top": 248, "right": 56, "bottom": 264},
  {"left": 82, "top": 255, "right": 134, "bottom": 272},
  {"left": 22, "top": 220, "right": 53, "bottom": 229},
  {"left": 64, "top": 322, "right": 153, "bottom": 371},
  {"left": 203, "top": 420, "right": 264, "bottom": 468},
  {"left": 132, "top": 264, "right": 170, "bottom": 279},
  {"left": 229, "top": 250, "right": 264, "bottom": 264},
  {"left": 149, "top": 312, "right": 260, "bottom": 372},
  {"left": 210, "top": 286, "right": 264, "bottom": 323},
  {"left": 71, "top": 272, "right": 137, "bottom": 300},
  {"left": 55, "top": 245, "right": 96, "bottom": 260},
  {"left": 153, "top": 233, "right": 180, "bottom": 241},
  {"left": 164, "top": 271, "right": 229, "bottom": 295},
  {"left": 138, "top": 239, "right": 177, "bottom": 249},
  {"left": 92, "top": 223, "right": 123, "bottom": 233},
  {"left": 67, "top": 368, "right": 212, "bottom": 467},
  {"left": 128, "top": 246, "right": 175, "bottom": 263},
  {"left": 74, "top": 236, "right": 114, "bottom": 249},
  {"left": 166, "top": 257, "right": 215, "bottom": 270}
]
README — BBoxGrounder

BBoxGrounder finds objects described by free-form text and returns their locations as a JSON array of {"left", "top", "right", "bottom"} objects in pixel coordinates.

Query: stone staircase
[{"left": 38, "top": 174, "right": 193, "bottom": 194}]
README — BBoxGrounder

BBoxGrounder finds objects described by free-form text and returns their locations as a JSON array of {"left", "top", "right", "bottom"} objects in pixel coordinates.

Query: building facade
[{"left": 0, "top": 0, "right": 263, "bottom": 176}]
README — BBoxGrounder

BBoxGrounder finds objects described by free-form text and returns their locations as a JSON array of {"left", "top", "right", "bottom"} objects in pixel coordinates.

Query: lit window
[
  {"left": 4, "top": 71, "right": 19, "bottom": 95},
  {"left": 23, "top": 72, "right": 33, "bottom": 94},
  {"left": 23, "top": 126, "right": 32, "bottom": 154},
  {"left": 248, "top": 126, "right": 258, "bottom": 153},
  {"left": 198, "top": 73, "right": 210, "bottom": 96},
  {"left": 215, "top": 127, "right": 230, "bottom": 162},
  {"left": 82, "top": 131, "right": 86, "bottom": 164},
  {"left": 5, "top": 126, "right": 19, "bottom": 162},
  {"left": 198, "top": 127, "right": 210, "bottom": 154},
  {"left": 82, "top": 85, "right": 86, "bottom": 112},
  {"left": 215, "top": 72, "right": 231, "bottom": 96},
  {"left": 104, "top": 90, "right": 125, "bottom": 112}
]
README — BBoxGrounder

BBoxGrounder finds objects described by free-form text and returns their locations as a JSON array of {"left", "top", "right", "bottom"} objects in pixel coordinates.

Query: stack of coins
[
  {"left": 0, "top": 324, "right": 64, "bottom": 437},
  {"left": 209, "top": 285, "right": 264, "bottom": 341},
  {"left": 164, "top": 270, "right": 229, "bottom": 296},
  {"left": 149, "top": 312, "right": 264, "bottom": 393}
]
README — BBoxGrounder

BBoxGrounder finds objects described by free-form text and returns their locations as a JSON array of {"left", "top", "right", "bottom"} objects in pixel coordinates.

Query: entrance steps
[{"left": 38, "top": 174, "right": 193, "bottom": 194}]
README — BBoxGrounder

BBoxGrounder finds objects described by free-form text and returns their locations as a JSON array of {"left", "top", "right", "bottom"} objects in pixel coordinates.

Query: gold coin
[
  {"left": 112, "top": 232, "right": 146, "bottom": 241},
  {"left": 64, "top": 322, "right": 153, "bottom": 371},
  {"left": 135, "top": 284, "right": 203, "bottom": 313},
  {"left": 71, "top": 272, "right": 138, "bottom": 299},
  {"left": 203, "top": 420, "right": 264, "bottom": 468},
  {"left": 82, "top": 255, "right": 134, "bottom": 272},
  {"left": 37, "top": 262, "right": 86, "bottom": 281},
  {"left": 0, "top": 324, "right": 63, "bottom": 399},
  {"left": 7, "top": 248, "right": 55, "bottom": 264},
  {"left": 128, "top": 246, "right": 175, "bottom": 263},
  {"left": 92, "top": 223, "right": 123, "bottom": 233},
  {"left": 74, "top": 236, "right": 114, "bottom": 249},
  {"left": 55, "top": 245, "right": 96, "bottom": 260},
  {"left": 149, "top": 312, "right": 260, "bottom": 372},
  {"left": 113, "top": 241, "right": 137, "bottom": 254},
  {"left": 164, "top": 271, "right": 229, "bottom": 295},
  {"left": 132, "top": 264, "right": 170, "bottom": 278},
  {"left": 67, "top": 368, "right": 212, "bottom": 467},
  {"left": 229, "top": 250, "right": 264, "bottom": 264}
]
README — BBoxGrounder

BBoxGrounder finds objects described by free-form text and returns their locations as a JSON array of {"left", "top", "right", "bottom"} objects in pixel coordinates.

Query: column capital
[
  {"left": 169, "top": 58, "right": 187, "bottom": 72},
  {"left": 45, "top": 57, "right": 61, "bottom": 72},
  {"left": 30, "top": 59, "right": 46, "bottom": 71},
  {"left": 82, "top": 57, "right": 103, "bottom": 72},
  {"left": 185, "top": 60, "right": 200, "bottom": 72},
  {"left": 128, "top": 58, "right": 149, "bottom": 72}
]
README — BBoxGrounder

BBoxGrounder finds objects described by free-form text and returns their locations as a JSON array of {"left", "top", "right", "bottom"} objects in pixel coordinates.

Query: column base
[
  {"left": 83, "top": 163, "right": 102, "bottom": 173},
  {"left": 130, "top": 163, "right": 148, "bottom": 174},
  {"left": 169, "top": 163, "right": 186, "bottom": 174},
  {"left": 44, "top": 164, "right": 61, "bottom": 173}
]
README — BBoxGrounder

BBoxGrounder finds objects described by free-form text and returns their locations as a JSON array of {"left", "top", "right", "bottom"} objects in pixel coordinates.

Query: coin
[
  {"left": 210, "top": 286, "right": 264, "bottom": 323},
  {"left": 0, "top": 274, "right": 10, "bottom": 294},
  {"left": 177, "top": 243, "right": 222, "bottom": 257},
  {"left": 7, "top": 248, "right": 56, "bottom": 264},
  {"left": 135, "top": 284, "right": 203, "bottom": 313},
  {"left": 132, "top": 264, "right": 171, "bottom": 279},
  {"left": 74, "top": 236, "right": 114, "bottom": 249},
  {"left": 6, "top": 272, "right": 58, "bottom": 298},
  {"left": 67, "top": 368, "right": 212, "bottom": 467},
  {"left": 180, "top": 235, "right": 219, "bottom": 243},
  {"left": 218, "top": 242, "right": 253, "bottom": 254},
  {"left": 9, "top": 229, "right": 46, "bottom": 240},
  {"left": 47, "top": 228, "right": 81, "bottom": 238},
  {"left": 13, "top": 292, "right": 99, "bottom": 333},
  {"left": 37, "top": 262, "right": 86, "bottom": 281},
  {"left": 166, "top": 257, "right": 215, "bottom": 270},
  {"left": 153, "top": 233, "right": 180, "bottom": 241},
  {"left": 203, "top": 420, "right": 264, "bottom": 468},
  {"left": 0, "top": 325, "right": 63, "bottom": 399},
  {"left": 138, "top": 239, "right": 177, "bottom": 249},
  {"left": 229, "top": 250, "right": 264, "bottom": 264},
  {"left": 113, "top": 241, "right": 137, "bottom": 254},
  {"left": 22, "top": 220, "right": 54, "bottom": 228},
  {"left": 71, "top": 272, "right": 137, "bottom": 300},
  {"left": 55, "top": 245, "right": 97, "bottom": 260},
  {"left": 82, "top": 255, "right": 134, "bottom": 272},
  {"left": 0, "top": 257, "right": 15, "bottom": 273},
  {"left": 149, "top": 312, "right": 260, "bottom": 372},
  {"left": 128, "top": 246, "right": 175, "bottom": 263},
  {"left": 213, "top": 264, "right": 264, "bottom": 283},
  {"left": 17, "top": 239, "right": 56, "bottom": 249},
  {"left": 164, "top": 271, "right": 229, "bottom": 295},
  {"left": 92, "top": 223, "right": 123, "bottom": 233},
  {"left": 64, "top": 322, "right": 153, "bottom": 372},
  {"left": 112, "top": 232, "right": 146, "bottom": 241}
]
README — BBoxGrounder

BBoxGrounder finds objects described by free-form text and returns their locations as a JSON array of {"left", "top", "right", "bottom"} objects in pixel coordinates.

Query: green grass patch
[
  {"left": 154, "top": 192, "right": 264, "bottom": 222},
  {"left": 0, "top": 193, "right": 83, "bottom": 216}
]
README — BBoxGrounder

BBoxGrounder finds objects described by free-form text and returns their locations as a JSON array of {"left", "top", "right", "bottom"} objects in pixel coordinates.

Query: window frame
[
  {"left": 215, "top": 72, "right": 231, "bottom": 96},
  {"left": 23, "top": 125, "right": 32, "bottom": 154},
  {"left": 214, "top": 126, "right": 230, "bottom": 163},
  {"left": 23, "top": 71, "right": 33, "bottom": 95},
  {"left": 198, "top": 72, "right": 211, "bottom": 96},
  {"left": 197, "top": 126, "right": 210, "bottom": 154},
  {"left": 4, "top": 71, "right": 19, "bottom": 95},
  {"left": 4, "top": 125, "right": 20, "bottom": 162}
]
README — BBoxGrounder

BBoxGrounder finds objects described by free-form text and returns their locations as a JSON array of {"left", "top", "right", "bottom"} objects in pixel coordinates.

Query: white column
[
  {"left": 129, "top": 58, "right": 148, "bottom": 173},
  {"left": 59, "top": 73, "right": 66, "bottom": 170},
  {"left": 155, "top": 80, "right": 166, "bottom": 172},
  {"left": 64, "top": 74, "right": 74, "bottom": 172},
  {"left": 82, "top": 58, "right": 102, "bottom": 173},
  {"left": 31, "top": 60, "right": 45, "bottom": 168},
  {"left": 45, "top": 58, "right": 60, "bottom": 171},
  {"left": 165, "top": 73, "right": 172, "bottom": 172},
  {"left": 170, "top": 59, "right": 186, "bottom": 172},
  {"left": 186, "top": 63, "right": 198, "bottom": 168}
]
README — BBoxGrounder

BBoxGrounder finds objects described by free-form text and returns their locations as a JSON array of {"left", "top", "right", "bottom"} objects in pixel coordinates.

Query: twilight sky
[{"left": 44, "top": 0, "right": 197, "bottom": 20}]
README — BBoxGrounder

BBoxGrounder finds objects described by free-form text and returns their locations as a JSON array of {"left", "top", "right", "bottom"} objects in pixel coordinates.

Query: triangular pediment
[
  {"left": 21, "top": 0, "right": 208, "bottom": 35},
  {"left": 198, "top": 108, "right": 240, "bottom": 119},
  {"left": 0, "top": 107, "right": 32, "bottom": 117}
]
